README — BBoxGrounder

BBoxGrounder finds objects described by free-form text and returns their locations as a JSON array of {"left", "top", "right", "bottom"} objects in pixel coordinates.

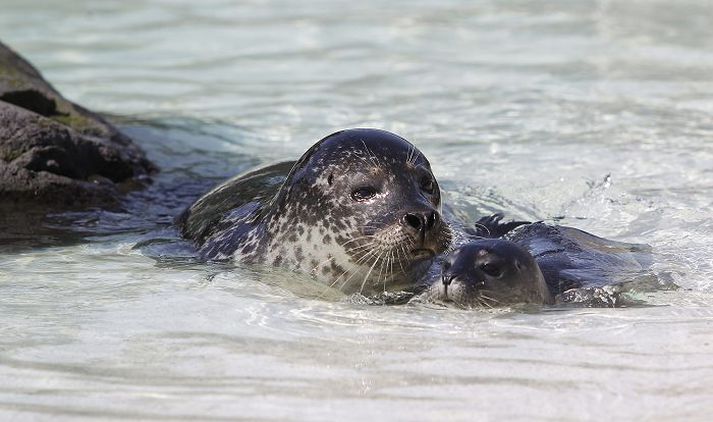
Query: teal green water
[{"left": 2, "top": 1, "right": 713, "bottom": 420}]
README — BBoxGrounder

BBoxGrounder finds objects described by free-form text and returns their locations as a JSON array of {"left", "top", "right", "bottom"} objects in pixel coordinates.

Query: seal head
[
  {"left": 425, "top": 239, "right": 553, "bottom": 307},
  {"left": 187, "top": 128, "right": 452, "bottom": 295}
]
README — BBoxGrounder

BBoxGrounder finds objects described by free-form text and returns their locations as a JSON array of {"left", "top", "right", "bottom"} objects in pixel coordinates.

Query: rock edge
[{"left": 0, "top": 40, "right": 157, "bottom": 209}]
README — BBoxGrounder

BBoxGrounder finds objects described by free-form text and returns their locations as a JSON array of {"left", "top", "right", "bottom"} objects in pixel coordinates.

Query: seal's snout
[
  {"left": 402, "top": 210, "right": 441, "bottom": 235},
  {"left": 403, "top": 209, "right": 444, "bottom": 257},
  {"left": 441, "top": 271, "right": 456, "bottom": 286},
  {"left": 441, "top": 259, "right": 455, "bottom": 286}
]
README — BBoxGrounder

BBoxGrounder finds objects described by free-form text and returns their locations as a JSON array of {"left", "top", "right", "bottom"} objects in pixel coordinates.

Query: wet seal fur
[
  {"left": 418, "top": 239, "right": 553, "bottom": 307},
  {"left": 179, "top": 128, "right": 452, "bottom": 295},
  {"left": 413, "top": 222, "right": 658, "bottom": 308}
]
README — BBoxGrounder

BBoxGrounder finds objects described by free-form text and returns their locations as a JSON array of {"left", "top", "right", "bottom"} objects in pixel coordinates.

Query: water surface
[{"left": 2, "top": 1, "right": 713, "bottom": 420}]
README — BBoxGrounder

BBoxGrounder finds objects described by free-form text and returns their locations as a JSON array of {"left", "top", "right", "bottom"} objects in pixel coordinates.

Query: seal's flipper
[
  {"left": 468, "top": 213, "right": 530, "bottom": 238},
  {"left": 177, "top": 161, "right": 295, "bottom": 243}
]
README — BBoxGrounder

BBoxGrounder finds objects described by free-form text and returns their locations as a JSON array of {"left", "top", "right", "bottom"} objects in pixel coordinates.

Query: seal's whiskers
[{"left": 358, "top": 250, "right": 384, "bottom": 295}]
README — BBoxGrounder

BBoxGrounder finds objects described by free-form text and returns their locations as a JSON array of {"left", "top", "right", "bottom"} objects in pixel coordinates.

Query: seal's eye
[
  {"left": 351, "top": 186, "right": 377, "bottom": 201},
  {"left": 421, "top": 175, "right": 435, "bottom": 194},
  {"left": 479, "top": 262, "right": 502, "bottom": 278}
]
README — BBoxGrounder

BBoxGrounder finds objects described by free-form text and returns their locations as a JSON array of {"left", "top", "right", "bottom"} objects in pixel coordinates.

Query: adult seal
[{"left": 178, "top": 128, "right": 452, "bottom": 295}]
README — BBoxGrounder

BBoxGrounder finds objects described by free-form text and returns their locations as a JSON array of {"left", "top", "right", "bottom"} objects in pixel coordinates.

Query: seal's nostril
[
  {"left": 442, "top": 273, "right": 456, "bottom": 286},
  {"left": 403, "top": 211, "right": 439, "bottom": 233},
  {"left": 426, "top": 211, "right": 439, "bottom": 229},
  {"left": 403, "top": 213, "right": 423, "bottom": 230}
]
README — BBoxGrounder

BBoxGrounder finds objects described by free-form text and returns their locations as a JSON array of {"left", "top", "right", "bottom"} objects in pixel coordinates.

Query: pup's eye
[
  {"left": 421, "top": 175, "right": 435, "bottom": 194},
  {"left": 479, "top": 263, "right": 502, "bottom": 277},
  {"left": 351, "top": 187, "right": 377, "bottom": 201}
]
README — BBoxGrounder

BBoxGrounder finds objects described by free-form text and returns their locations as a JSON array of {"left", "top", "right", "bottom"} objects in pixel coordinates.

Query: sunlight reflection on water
[{"left": 1, "top": 0, "right": 713, "bottom": 419}]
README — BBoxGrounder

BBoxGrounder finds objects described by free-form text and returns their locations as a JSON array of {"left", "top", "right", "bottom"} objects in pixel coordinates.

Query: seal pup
[
  {"left": 417, "top": 239, "right": 553, "bottom": 307},
  {"left": 178, "top": 128, "right": 452, "bottom": 295},
  {"left": 413, "top": 222, "right": 656, "bottom": 308}
]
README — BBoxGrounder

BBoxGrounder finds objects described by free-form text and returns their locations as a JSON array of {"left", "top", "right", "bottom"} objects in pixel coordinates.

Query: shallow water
[{"left": 2, "top": 0, "right": 713, "bottom": 420}]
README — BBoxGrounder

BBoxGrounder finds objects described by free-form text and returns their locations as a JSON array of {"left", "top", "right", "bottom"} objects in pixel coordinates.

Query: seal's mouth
[{"left": 411, "top": 248, "right": 437, "bottom": 259}]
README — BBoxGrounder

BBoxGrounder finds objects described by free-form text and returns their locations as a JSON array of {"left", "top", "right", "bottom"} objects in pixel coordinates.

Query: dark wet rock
[{"left": 0, "top": 40, "right": 156, "bottom": 209}]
